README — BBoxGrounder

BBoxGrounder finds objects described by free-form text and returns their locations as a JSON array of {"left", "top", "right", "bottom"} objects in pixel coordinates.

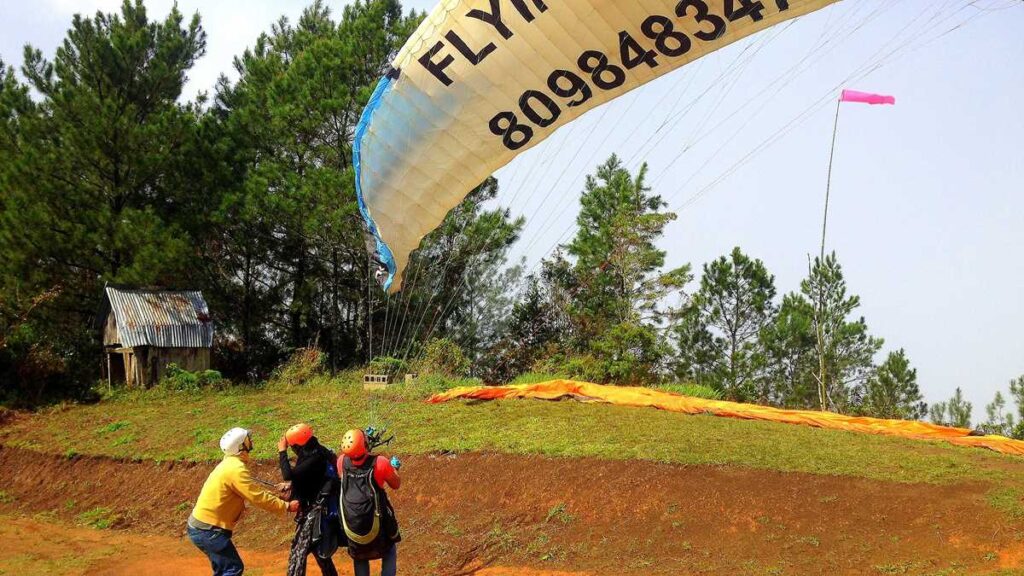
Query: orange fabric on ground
[{"left": 427, "top": 380, "right": 1024, "bottom": 457}]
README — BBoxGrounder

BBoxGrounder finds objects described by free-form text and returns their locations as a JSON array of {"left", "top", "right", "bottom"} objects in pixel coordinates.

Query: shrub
[
  {"left": 413, "top": 338, "right": 469, "bottom": 378},
  {"left": 0, "top": 406, "right": 14, "bottom": 425},
  {"left": 270, "top": 347, "right": 326, "bottom": 387},
  {"left": 160, "top": 364, "right": 225, "bottom": 392},
  {"left": 532, "top": 353, "right": 606, "bottom": 384},
  {"left": 368, "top": 356, "right": 408, "bottom": 378},
  {"left": 1, "top": 321, "right": 99, "bottom": 407},
  {"left": 510, "top": 372, "right": 565, "bottom": 385}
]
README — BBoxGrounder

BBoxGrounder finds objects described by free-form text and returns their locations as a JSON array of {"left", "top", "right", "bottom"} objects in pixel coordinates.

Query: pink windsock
[{"left": 840, "top": 89, "right": 895, "bottom": 105}]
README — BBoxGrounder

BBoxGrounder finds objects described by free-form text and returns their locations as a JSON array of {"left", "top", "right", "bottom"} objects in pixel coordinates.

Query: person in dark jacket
[{"left": 278, "top": 423, "right": 340, "bottom": 576}]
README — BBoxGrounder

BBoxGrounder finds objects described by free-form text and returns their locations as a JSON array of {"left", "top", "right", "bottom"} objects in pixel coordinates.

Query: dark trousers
[
  {"left": 353, "top": 544, "right": 397, "bottom": 576},
  {"left": 288, "top": 507, "right": 339, "bottom": 576},
  {"left": 187, "top": 525, "right": 244, "bottom": 576},
  {"left": 312, "top": 554, "right": 339, "bottom": 576}
]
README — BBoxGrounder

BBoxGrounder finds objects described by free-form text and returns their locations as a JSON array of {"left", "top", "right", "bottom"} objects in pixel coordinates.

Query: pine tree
[
  {"left": 544, "top": 154, "right": 690, "bottom": 383},
  {"left": 946, "top": 388, "right": 973, "bottom": 429},
  {"left": 803, "top": 253, "right": 883, "bottom": 411},
  {"left": 393, "top": 178, "right": 525, "bottom": 365},
  {"left": 212, "top": 0, "right": 422, "bottom": 371},
  {"left": 1, "top": 1, "right": 208, "bottom": 398},
  {"left": 0, "top": 58, "right": 31, "bottom": 157},
  {"left": 982, "top": 391, "right": 1015, "bottom": 437},
  {"left": 483, "top": 273, "right": 564, "bottom": 382},
  {"left": 857, "top": 349, "right": 926, "bottom": 420},
  {"left": 759, "top": 293, "right": 818, "bottom": 407},
  {"left": 675, "top": 248, "right": 777, "bottom": 402},
  {"left": 1009, "top": 376, "right": 1024, "bottom": 439}
]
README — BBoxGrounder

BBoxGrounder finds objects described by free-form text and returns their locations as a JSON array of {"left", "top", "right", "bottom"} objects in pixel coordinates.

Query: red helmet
[
  {"left": 341, "top": 429, "right": 367, "bottom": 459},
  {"left": 285, "top": 423, "right": 313, "bottom": 447}
]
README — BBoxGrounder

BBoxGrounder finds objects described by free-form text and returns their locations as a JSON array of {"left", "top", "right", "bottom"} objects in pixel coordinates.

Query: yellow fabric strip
[{"left": 428, "top": 380, "right": 1024, "bottom": 457}]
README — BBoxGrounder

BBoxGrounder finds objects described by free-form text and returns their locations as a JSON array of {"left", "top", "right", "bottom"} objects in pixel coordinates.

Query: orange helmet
[
  {"left": 285, "top": 423, "right": 313, "bottom": 447},
  {"left": 341, "top": 429, "right": 368, "bottom": 459}
]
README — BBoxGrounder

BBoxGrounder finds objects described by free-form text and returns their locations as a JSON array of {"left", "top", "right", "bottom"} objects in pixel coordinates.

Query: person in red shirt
[{"left": 338, "top": 428, "right": 401, "bottom": 576}]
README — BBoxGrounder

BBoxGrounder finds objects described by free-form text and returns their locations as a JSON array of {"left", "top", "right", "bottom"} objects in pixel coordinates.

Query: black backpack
[
  {"left": 312, "top": 457, "right": 342, "bottom": 559},
  {"left": 340, "top": 455, "right": 400, "bottom": 561}
]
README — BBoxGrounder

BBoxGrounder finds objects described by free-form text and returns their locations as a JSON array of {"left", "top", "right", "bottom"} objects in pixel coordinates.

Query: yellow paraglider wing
[{"left": 354, "top": 0, "right": 840, "bottom": 291}]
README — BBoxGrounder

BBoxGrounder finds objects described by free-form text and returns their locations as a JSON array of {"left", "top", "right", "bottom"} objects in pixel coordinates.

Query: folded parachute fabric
[{"left": 427, "top": 380, "right": 1024, "bottom": 457}]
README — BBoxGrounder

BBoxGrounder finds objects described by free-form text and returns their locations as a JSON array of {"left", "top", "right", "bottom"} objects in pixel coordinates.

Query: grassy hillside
[{"left": 3, "top": 376, "right": 1024, "bottom": 489}]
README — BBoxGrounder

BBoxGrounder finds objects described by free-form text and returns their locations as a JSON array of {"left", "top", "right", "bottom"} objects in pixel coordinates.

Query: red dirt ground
[
  {"left": 1, "top": 446, "right": 1022, "bottom": 575},
  {"left": 0, "top": 516, "right": 587, "bottom": 576}
]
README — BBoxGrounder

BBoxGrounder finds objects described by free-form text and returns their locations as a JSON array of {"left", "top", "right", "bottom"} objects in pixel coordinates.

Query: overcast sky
[{"left": 2, "top": 0, "right": 1022, "bottom": 421}]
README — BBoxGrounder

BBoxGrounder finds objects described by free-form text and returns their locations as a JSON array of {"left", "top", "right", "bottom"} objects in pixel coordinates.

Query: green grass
[
  {"left": 2, "top": 376, "right": 1024, "bottom": 487},
  {"left": 652, "top": 382, "right": 723, "bottom": 400},
  {"left": 986, "top": 487, "right": 1024, "bottom": 521},
  {"left": 94, "top": 421, "right": 129, "bottom": 435},
  {"left": 544, "top": 502, "right": 574, "bottom": 524},
  {"left": 75, "top": 507, "right": 120, "bottom": 529},
  {"left": 509, "top": 372, "right": 566, "bottom": 385}
]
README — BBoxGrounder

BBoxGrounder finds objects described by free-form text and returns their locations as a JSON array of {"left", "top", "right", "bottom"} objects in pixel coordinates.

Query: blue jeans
[
  {"left": 353, "top": 544, "right": 397, "bottom": 576},
  {"left": 188, "top": 525, "right": 244, "bottom": 576}
]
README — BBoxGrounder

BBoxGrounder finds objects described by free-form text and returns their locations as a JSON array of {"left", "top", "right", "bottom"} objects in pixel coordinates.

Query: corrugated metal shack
[{"left": 101, "top": 286, "right": 214, "bottom": 387}]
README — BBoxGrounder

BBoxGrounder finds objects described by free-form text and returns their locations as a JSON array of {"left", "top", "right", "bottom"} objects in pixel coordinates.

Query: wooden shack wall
[
  {"left": 102, "top": 312, "right": 119, "bottom": 347},
  {"left": 121, "top": 347, "right": 210, "bottom": 388},
  {"left": 152, "top": 347, "right": 211, "bottom": 384}
]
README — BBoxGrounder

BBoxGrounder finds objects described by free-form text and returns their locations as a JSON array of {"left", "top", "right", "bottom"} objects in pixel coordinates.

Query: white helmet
[{"left": 219, "top": 427, "right": 252, "bottom": 456}]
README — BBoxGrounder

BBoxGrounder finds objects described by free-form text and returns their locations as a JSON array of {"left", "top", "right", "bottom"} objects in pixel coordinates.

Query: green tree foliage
[
  {"left": 1010, "top": 376, "right": 1024, "bottom": 439},
  {"left": 0, "top": 60, "right": 39, "bottom": 396},
  {"left": 483, "top": 273, "right": 565, "bottom": 382},
  {"left": 413, "top": 338, "right": 470, "bottom": 378},
  {"left": 948, "top": 387, "right": 973, "bottom": 428},
  {"left": 14, "top": 0, "right": 207, "bottom": 284},
  {"left": 383, "top": 178, "right": 524, "bottom": 366},
  {"left": 0, "top": 57, "right": 32, "bottom": 157},
  {"left": 977, "top": 377, "right": 1024, "bottom": 438},
  {"left": 455, "top": 262, "right": 523, "bottom": 378},
  {"left": 209, "top": 0, "right": 421, "bottom": 375},
  {"left": 0, "top": 1, "right": 207, "bottom": 401},
  {"left": 674, "top": 248, "right": 777, "bottom": 402},
  {"left": 803, "top": 253, "right": 883, "bottom": 411},
  {"left": 856, "top": 349, "right": 926, "bottom": 420},
  {"left": 981, "top": 391, "right": 1015, "bottom": 437},
  {"left": 759, "top": 293, "right": 819, "bottom": 407},
  {"left": 930, "top": 387, "right": 972, "bottom": 428},
  {"left": 540, "top": 155, "right": 690, "bottom": 384},
  {"left": 0, "top": 1, "right": 939, "bottom": 406}
]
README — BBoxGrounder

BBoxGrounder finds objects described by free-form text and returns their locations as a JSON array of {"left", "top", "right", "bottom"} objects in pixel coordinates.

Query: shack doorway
[{"left": 107, "top": 352, "right": 126, "bottom": 386}]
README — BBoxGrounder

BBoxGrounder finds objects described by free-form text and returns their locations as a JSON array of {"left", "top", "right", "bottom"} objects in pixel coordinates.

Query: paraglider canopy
[{"left": 354, "top": 0, "right": 841, "bottom": 292}]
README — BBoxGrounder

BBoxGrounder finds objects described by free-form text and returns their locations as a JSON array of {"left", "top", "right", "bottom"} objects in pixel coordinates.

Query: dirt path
[
  {"left": 1, "top": 446, "right": 1022, "bottom": 575},
  {"left": 0, "top": 515, "right": 585, "bottom": 576}
]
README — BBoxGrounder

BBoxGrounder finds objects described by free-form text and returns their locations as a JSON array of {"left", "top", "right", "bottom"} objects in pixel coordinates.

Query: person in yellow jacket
[{"left": 188, "top": 427, "right": 299, "bottom": 575}]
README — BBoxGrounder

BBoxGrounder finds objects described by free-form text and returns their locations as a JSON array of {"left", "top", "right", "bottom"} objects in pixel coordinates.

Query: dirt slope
[
  {"left": 0, "top": 445, "right": 1021, "bottom": 575},
  {"left": 0, "top": 516, "right": 586, "bottom": 576}
]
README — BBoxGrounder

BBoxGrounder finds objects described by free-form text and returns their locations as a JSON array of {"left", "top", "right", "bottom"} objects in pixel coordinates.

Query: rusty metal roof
[{"left": 105, "top": 287, "right": 213, "bottom": 348}]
